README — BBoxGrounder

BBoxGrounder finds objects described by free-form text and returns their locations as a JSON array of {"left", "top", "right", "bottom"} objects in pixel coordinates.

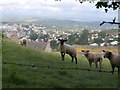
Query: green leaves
[
  {"left": 95, "top": 1, "right": 120, "bottom": 13},
  {"left": 78, "top": 0, "right": 119, "bottom": 13}
]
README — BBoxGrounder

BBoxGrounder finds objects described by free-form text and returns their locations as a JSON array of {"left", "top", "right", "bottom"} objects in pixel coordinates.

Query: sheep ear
[
  {"left": 81, "top": 50, "right": 84, "bottom": 52},
  {"left": 109, "top": 52, "right": 112, "bottom": 55},
  {"left": 102, "top": 50, "right": 105, "bottom": 52}
]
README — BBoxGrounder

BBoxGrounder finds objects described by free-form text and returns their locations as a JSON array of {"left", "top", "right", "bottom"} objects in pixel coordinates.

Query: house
[
  {"left": 89, "top": 43, "right": 98, "bottom": 46},
  {"left": 110, "top": 41, "right": 118, "bottom": 46}
]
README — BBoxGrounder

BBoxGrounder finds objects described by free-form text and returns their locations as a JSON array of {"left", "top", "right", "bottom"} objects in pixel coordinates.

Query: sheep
[
  {"left": 19, "top": 37, "right": 27, "bottom": 46},
  {"left": 81, "top": 50, "right": 103, "bottom": 70},
  {"left": 58, "top": 39, "right": 77, "bottom": 64},
  {"left": 102, "top": 50, "right": 120, "bottom": 74}
]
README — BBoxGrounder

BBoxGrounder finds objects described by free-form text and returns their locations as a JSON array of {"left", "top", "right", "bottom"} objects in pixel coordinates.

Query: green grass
[{"left": 2, "top": 40, "right": 119, "bottom": 88}]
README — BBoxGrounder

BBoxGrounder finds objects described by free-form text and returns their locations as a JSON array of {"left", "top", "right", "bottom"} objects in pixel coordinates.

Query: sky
[{"left": 0, "top": 0, "right": 118, "bottom": 22}]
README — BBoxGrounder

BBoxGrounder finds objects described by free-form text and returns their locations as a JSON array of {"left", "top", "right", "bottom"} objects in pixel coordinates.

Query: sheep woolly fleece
[{"left": 60, "top": 44, "right": 77, "bottom": 57}]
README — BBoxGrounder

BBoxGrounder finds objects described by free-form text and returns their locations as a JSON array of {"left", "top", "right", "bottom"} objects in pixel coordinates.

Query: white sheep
[
  {"left": 103, "top": 50, "right": 120, "bottom": 74},
  {"left": 58, "top": 39, "right": 77, "bottom": 64},
  {"left": 19, "top": 37, "right": 27, "bottom": 46},
  {"left": 82, "top": 50, "right": 103, "bottom": 70}
]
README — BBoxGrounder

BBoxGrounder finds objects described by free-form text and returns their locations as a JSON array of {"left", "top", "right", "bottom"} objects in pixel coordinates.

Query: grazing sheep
[
  {"left": 103, "top": 50, "right": 120, "bottom": 74},
  {"left": 82, "top": 50, "right": 103, "bottom": 70},
  {"left": 58, "top": 39, "right": 77, "bottom": 64},
  {"left": 19, "top": 37, "right": 27, "bottom": 46}
]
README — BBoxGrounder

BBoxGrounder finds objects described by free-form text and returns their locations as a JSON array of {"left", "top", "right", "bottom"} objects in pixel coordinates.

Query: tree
[
  {"left": 77, "top": 29, "right": 89, "bottom": 45},
  {"left": 100, "top": 17, "right": 120, "bottom": 26},
  {"left": 29, "top": 31, "right": 38, "bottom": 41},
  {"left": 94, "top": 37, "right": 103, "bottom": 46},
  {"left": 95, "top": 1, "right": 120, "bottom": 13},
  {"left": 38, "top": 34, "right": 49, "bottom": 42},
  {"left": 54, "top": 0, "right": 120, "bottom": 13},
  {"left": 67, "top": 34, "right": 78, "bottom": 45},
  {"left": 98, "top": 31, "right": 106, "bottom": 39},
  {"left": 53, "top": 0, "right": 120, "bottom": 26},
  {"left": 93, "top": 31, "right": 107, "bottom": 46},
  {"left": 80, "top": 0, "right": 120, "bottom": 27}
]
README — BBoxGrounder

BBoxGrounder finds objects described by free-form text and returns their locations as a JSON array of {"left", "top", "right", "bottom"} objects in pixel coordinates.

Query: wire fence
[{"left": 2, "top": 61, "right": 117, "bottom": 73}]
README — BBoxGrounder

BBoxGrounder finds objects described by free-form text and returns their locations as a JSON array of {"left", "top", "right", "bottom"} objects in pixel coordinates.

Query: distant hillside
[{"left": 2, "top": 17, "right": 118, "bottom": 28}]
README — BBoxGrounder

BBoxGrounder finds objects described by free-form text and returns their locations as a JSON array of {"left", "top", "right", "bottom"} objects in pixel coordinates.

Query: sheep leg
[
  {"left": 75, "top": 57, "right": 77, "bottom": 64},
  {"left": 99, "top": 60, "right": 102, "bottom": 70},
  {"left": 61, "top": 53, "right": 65, "bottom": 61},
  {"left": 111, "top": 65, "right": 115, "bottom": 74},
  {"left": 69, "top": 54, "right": 77, "bottom": 64},
  {"left": 69, "top": 54, "right": 74, "bottom": 62},
  {"left": 71, "top": 56, "right": 74, "bottom": 62},
  {"left": 89, "top": 61, "right": 92, "bottom": 69},
  {"left": 95, "top": 62, "right": 98, "bottom": 69},
  {"left": 118, "top": 66, "right": 120, "bottom": 74}
]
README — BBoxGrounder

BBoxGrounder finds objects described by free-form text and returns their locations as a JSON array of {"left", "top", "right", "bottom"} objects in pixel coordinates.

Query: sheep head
[
  {"left": 102, "top": 50, "right": 112, "bottom": 59},
  {"left": 81, "top": 50, "right": 89, "bottom": 57},
  {"left": 58, "top": 39, "right": 67, "bottom": 45}
]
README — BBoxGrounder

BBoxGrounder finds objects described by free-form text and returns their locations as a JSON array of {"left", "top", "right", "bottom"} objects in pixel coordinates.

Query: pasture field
[{"left": 2, "top": 40, "right": 119, "bottom": 88}]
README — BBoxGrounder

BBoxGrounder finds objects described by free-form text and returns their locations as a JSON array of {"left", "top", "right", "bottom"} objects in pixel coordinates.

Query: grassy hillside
[{"left": 2, "top": 40, "right": 119, "bottom": 88}]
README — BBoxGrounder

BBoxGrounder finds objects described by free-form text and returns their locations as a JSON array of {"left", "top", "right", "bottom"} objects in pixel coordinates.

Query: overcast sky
[{"left": 0, "top": 0, "right": 118, "bottom": 22}]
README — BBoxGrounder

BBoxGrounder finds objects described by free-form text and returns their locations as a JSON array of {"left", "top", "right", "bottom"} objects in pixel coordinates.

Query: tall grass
[{"left": 2, "top": 40, "right": 119, "bottom": 88}]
